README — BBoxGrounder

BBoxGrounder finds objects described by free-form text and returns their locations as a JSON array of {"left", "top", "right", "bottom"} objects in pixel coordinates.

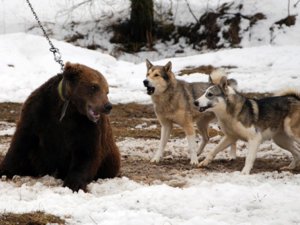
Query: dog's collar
[{"left": 57, "top": 78, "right": 66, "bottom": 101}]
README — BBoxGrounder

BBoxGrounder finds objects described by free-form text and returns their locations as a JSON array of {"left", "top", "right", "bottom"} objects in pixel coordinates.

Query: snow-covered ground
[
  {"left": 1, "top": 0, "right": 300, "bottom": 224},
  {"left": 0, "top": 122, "right": 299, "bottom": 225},
  {"left": 1, "top": 33, "right": 300, "bottom": 103}
]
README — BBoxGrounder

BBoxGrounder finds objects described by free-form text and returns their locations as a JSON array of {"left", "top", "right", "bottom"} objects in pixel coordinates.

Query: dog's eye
[
  {"left": 154, "top": 74, "right": 159, "bottom": 77},
  {"left": 207, "top": 92, "right": 213, "bottom": 97}
]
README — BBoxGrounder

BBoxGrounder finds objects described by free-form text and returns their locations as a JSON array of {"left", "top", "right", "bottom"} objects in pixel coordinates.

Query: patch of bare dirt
[
  {"left": 121, "top": 156, "right": 295, "bottom": 186},
  {"left": 178, "top": 65, "right": 237, "bottom": 76},
  {"left": 0, "top": 211, "right": 66, "bottom": 225}
]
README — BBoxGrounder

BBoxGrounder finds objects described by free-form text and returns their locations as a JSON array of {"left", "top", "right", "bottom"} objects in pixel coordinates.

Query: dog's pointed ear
[
  {"left": 164, "top": 61, "right": 172, "bottom": 72},
  {"left": 146, "top": 59, "right": 153, "bottom": 71},
  {"left": 208, "top": 74, "right": 213, "bottom": 84},
  {"left": 219, "top": 76, "right": 228, "bottom": 93},
  {"left": 63, "top": 62, "right": 80, "bottom": 83},
  {"left": 228, "top": 78, "right": 238, "bottom": 89}
]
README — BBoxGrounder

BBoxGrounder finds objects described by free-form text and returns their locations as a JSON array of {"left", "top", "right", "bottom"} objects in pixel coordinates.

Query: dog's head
[
  {"left": 194, "top": 76, "right": 236, "bottom": 113},
  {"left": 143, "top": 59, "right": 175, "bottom": 95}
]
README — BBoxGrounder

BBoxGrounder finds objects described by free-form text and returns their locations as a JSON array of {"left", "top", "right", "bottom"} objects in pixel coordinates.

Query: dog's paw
[
  {"left": 190, "top": 153, "right": 199, "bottom": 165},
  {"left": 228, "top": 155, "right": 237, "bottom": 161},
  {"left": 241, "top": 167, "right": 251, "bottom": 175},
  {"left": 280, "top": 165, "right": 295, "bottom": 171},
  {"left": 280, "top": 160, "right": 296, "bottom": 171},
  {"left": 150, "top": 156, "right": 161, "bottom": 164},
  {"left": 190, "top": 157, "right": 198, "bottom": 166},
  {"left": 197, "top": 159, "right": 210, "bottom": 168},
  {"left": 279, "top": 166, "right": 290, "bottom": 171}
]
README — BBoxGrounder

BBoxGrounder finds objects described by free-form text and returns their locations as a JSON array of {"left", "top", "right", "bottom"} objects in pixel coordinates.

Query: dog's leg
[
  {"left": 151, "top": 122, "right": 172, "bottom": 163},
  {"left": 274, "top": 132, "right": 300, "bottom": 170},
  {"left": 228, "top": 143, "right": 237, "bottom": 160},
  {"left": 196, "top": 112, "right": 214, "bottom": 156},
  {"left": 198, "top": 136, "right": 233, "bottom": 167},
  {"left": 197, "top": 121, "right": 209, "bottom": 155},
  {"left": 183, "top": 124, "right": 198, "bottom": 165},
  {"left": 187, "top": 135, "right": 198, "bottom": 165},
  {"left": 241, "top": 137, "right": 262, "bottom": 175}
]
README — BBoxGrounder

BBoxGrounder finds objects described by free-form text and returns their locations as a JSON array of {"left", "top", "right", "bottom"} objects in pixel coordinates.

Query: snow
[
  {"left": 1, "top": 0, "right": 300, "bottom": 224},
  {"left": 1, "top": 33, "right": 300, "bottom": 103},
  {"left": 0, "top": 132, "right": 300, "bottom": 225},
  {"left": 2, "top": 172, "right": 300, "bottom": 225}
]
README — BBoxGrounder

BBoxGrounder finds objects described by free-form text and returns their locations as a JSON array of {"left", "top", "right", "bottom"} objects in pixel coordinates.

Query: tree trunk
[{"left": 130, "top": 0, "right": 154, "bottom": 47}]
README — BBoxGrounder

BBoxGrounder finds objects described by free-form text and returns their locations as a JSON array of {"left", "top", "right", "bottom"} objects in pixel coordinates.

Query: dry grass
[
  {"left": 178, "top": 65, "right": 237, "bottom": 76},
  {"left": 0, "top": 211, "right": 65, "bottom": 225}
]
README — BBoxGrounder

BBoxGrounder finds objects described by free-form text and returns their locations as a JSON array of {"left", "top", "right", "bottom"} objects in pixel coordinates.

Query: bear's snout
[{"left": 103, "top": 102, "right": 112, "bottom": 114}]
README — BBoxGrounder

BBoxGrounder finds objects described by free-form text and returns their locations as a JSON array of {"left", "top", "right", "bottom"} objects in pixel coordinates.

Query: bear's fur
[{"left": 0, "top": 62, "right": 121, "bottom": 191}]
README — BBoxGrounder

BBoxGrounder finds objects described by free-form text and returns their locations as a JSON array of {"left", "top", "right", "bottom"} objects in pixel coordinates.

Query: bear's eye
[{"left": 89, "top": 84, "right": 99, "bottom": 94}]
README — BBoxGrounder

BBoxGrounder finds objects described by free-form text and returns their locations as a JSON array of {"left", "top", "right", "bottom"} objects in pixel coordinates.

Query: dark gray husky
[{"left": 195, "top": 75, "right": 300, "bottom": 174}]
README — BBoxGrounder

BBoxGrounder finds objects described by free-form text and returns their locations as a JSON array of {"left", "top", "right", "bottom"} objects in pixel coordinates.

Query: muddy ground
[{"left": 0, "top": 102, "right": 296, "bottom": 186}]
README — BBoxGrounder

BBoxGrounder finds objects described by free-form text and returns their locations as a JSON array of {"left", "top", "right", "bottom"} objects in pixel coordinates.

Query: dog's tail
[
  {"left": 209, "top": 69, "right": 227, "bottom": 85},
  {"left": 275, "top": 88, "right": 300, "bottom": 100},
  {"left": 209, "top": 69, "right": 237, "bottom": 88}
]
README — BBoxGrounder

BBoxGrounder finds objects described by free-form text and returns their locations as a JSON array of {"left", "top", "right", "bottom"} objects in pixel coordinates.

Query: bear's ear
[{"left": 63, "top": 62, "right": 80, "bottom": 83}]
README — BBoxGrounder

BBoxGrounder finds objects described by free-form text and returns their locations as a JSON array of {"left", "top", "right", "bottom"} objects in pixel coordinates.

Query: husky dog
[
  {"left": 195, "top": 76, "right": 300, "bottom": 174},
  {"left": 143, "top": 60, "right": 236, "bottom": 165}
]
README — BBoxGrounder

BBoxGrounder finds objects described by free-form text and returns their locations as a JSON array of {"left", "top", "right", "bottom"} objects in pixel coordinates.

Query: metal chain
[
  {"left": 25, "top": 0, "right": 64, "bottom": 72},
  {"left": 26, "top": 0, "right": 69, "bottom": 122}
]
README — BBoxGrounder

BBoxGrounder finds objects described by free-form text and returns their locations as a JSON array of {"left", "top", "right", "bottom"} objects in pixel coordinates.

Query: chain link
[{"left": 25, "top": 0, "right": 64, "bottom": 72}]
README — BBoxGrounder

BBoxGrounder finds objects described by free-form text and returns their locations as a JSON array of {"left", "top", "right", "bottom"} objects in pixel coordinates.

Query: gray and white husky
[{"left": 194, "top": 76, "right": 300, "bottom": 174}]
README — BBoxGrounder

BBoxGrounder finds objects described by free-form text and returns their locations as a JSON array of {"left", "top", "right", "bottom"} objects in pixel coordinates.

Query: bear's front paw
[{"left": 63, "top": 177, "right": 87, "bottom": 192}]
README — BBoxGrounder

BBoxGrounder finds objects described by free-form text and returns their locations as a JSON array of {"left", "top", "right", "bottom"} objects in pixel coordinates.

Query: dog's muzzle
[
  {"left": 143, "top": 79, "right": 155, "bottom": 95},
  {"left": 199, "top": 106, "right": 211, "bottom": 112},
  {"left": 194, "top": 100, "right": 211, "bottom": 112}
]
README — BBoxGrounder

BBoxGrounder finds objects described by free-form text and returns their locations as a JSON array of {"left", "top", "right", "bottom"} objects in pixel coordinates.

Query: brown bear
[{"left": 0, "top": 62, "right": 121, "bottom": 192}]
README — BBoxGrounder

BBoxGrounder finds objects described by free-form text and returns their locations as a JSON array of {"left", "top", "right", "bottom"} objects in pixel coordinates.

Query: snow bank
[
  {"left": 1, "top": 33, "right": 300, "bottom": 103},
  {"left": 0, "top": 168, "right": 300, "bottom": 224}
]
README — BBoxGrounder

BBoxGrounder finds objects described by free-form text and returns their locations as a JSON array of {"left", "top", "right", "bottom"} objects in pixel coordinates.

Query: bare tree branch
[
  {"left": 184, "top": 0, "right": 199, "bottom": 24},
  {"left": 294, "top": 0, "right": 300, "bottom": 7}
]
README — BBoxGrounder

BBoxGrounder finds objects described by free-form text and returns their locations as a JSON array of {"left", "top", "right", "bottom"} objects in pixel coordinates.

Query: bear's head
[{"left": 61, "top": 62, "right": 112, "bottom": 123}]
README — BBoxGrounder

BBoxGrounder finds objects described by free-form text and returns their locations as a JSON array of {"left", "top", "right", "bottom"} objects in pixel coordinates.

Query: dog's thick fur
[
  {"left": 0, "top": 63, "right": 121, "bottom": 191},
  {"left": 195, "top": 76, "right": 300, "bottom": 174},
  {"left": 143, "top": 60, "right": 236, "bottom": 164}
]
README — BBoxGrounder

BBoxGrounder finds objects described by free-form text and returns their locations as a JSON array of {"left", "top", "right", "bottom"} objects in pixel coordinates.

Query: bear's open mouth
[
  {"left": 87, "top": 106, "right": 100, "bottom": 122},
  {"left": 146, "top": 86, "right": 155, "bottom": 95}
]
